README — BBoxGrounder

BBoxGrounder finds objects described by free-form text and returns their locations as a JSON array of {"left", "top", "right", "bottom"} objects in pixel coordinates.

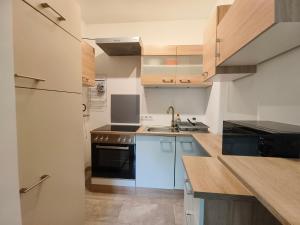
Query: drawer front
[
  {"left": 216, "top": 0, "right": 275, "bottom": 65},
  {"left": 20, "top": 0, "right": 81, "bottom": 39},
  {"left": 13, "top": 0, "right": 82, "bottom": 93}
]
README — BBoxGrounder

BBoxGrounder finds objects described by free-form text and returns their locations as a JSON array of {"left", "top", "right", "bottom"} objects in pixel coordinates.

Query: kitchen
[{"left": 1, "top": 0, "right": 300, "bottom": 225}]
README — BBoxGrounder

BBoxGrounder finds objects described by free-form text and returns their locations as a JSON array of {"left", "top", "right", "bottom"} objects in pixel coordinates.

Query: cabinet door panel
[
  {"left": 216, "top": 0, "right": 275, "bottom": 65},
  {"left": 19, "top": 0, "right": 81, "bottom": 39},
  {"left": 16, "top": 88, "right": 85, "bottom": 225},
  {"left": 203, "top": 8, "right": 217, "bottom": 79},
  {"left": 175, "top": 137, "right": 209, "bottom": 190},
  {"left": 13, "top": 0, "right": 81, "bottom": 93},
  {"left": 136, "top": 136, "right": 175, "bottom": 189}
]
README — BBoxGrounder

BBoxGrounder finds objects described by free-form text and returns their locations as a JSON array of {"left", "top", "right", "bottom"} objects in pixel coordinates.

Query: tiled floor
[{"left": 85, "top": 189, "right": 184, "bottom": 225}]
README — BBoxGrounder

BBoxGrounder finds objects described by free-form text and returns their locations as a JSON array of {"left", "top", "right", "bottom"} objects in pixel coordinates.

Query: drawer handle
[
  {"left": 19, "top": 174, "right": 50, "bottom": 194},
  {"left": 162, "top": 79, "right": 174, "bottom": 83},
  {"left": 185, "top": 210, "right": 193, "bottom": 225},
  {"left": 179, "top": 79, "right": 191, "bottom": 84},
  {"left": 160, "top": 140, "right": 173, "bottom": 152},
  {"left": 14, "top": 73, "right": 46, "bottom": 82},
  {"left": 41, "top": 3, "right": 66, "bottom": 21},
  {"left": 185, "top": 179, "right": 193, "bottom": 195}
]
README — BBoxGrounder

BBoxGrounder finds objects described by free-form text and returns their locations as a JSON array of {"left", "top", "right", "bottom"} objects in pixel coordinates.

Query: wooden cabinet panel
[
  {"left": 203, "top": 5, "right": 234, "bottom": 80},
  {"left": 13, "top": 0, "right": 82, "bottom": 93},
  {"left": 16, "top": 88, "right": 85, "bottom": 225},
  {"left": 81, "top": 41, "right": 96, "bottom": 86},
  {"left": 218, "top": 0, "right": 300, "bottom": 66},
  {"left": 142, "top": 45, "right": 177, "bottom": 55},
  {"left": 175, "top": 75, "right": 212, "bottom": 88},
  {"left": 141, "top": 75, "right": 176, "bottom": 87},
  {"left": 203, "top": 7, "right": 218, "bottom": 78},
  {"left": 20, "top": 0, "right": 81, "bottom": 39},
  {"left": 177, "top": 45, "right": 203, "bottom": 55},
  {"left": 136, "top": 136, "right": 175, "bottom": 189}
]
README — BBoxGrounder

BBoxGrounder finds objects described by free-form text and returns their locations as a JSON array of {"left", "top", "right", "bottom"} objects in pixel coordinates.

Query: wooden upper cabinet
[
  {"left": 203, "top": 4, "right": 257, "bottom": 82},
  {"left": 141, "top": 45, "right": 212, "bottom": 88},
  {"left": 142, "top": 45, "right": 177, "bottom": 55},
  {"left": 20, "top": 0, "right": 82, "bottom": 40},
  {"left": 81, "top": 41, "right": 96, "bottom": 87},
  {"left": 217, "top": 0, "right": 300, "bottom": 66}
]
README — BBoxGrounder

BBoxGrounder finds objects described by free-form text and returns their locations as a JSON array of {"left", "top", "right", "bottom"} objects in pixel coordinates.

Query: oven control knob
[
  {"left": 99, "top": 136, "right": 104, "bottom": 141},
  {"left": 128, "top": 138, "right": 132, "bottom": 143},
  {"left": 105, "top": 136, "right": 109, "bottom": 141},
  {"left": 94, "top": 136, "right": 99, "bottom": 142},
  {"left": 122, "top": 138, "right": 126, "bottom": 143},
  {"left": 117, "top": 137, "right": 121, "bottom": 142}
]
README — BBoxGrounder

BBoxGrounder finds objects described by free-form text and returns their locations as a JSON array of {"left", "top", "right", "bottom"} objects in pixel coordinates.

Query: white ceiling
[{"left": 78, "top": 0, "right": 217, "bottom": 24}]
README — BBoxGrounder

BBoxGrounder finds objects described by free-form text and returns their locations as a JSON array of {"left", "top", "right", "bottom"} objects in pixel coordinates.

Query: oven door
[{"left": 91, "top": 143, "right": 136, "bottom": 179}]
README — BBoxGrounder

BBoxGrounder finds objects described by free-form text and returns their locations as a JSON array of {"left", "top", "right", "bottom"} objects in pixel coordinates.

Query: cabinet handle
[
  {"left": 185, "top": 179, "right": 193, "bottom": 195},
  {"left": 179, "top": 79, "right": 191, "bottom": 84},
  {"left": 162, "top": 79, "right": 174, "bottom": 83},
  {"left": 41, "top": 3, "right": 66, "bottom": 21},
  {"left": 216, "top": 38, "right": 221, "bottom": 58},
  {"left": 185, "top": 210, "right": 193, "bottom": 225},
  {"left": 160, "top": 140, "right": 173, "bottom": 152},
  {"left": 19, "top": 174, "right": 50, "bottom": 194},
  {"left": 14, "top": 73, "right": 46, "bottom": 82},
  {"left": 181, "top": 141, "right": 194, "bottom": 153}
]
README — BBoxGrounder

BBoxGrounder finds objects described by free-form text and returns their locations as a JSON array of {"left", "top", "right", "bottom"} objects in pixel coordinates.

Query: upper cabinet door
[
  {"left": 216, "top": 0, "right": 300, "bottom": 66},
  {"left": 216, "top": 0, "right": 275, "bottom": 65},
  {"left": 203, "top": 5, "right": 231, "bottom": 79},
  {"left": 203, "top": 8, "right": 218, "bottom": 79},
  {"left": 81, "top": 41, "right": 96, "bottom": 87},
  {"left": 19, "top": 0, "right": 81, "bottom": 40},
  {"left": 13, "top": 0, "right": 82, "bottom": 93}
]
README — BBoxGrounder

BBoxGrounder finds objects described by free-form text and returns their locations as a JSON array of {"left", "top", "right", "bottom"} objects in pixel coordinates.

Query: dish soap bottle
[{"left": 175, "top": 113, "right": 181, "bottom": 124}]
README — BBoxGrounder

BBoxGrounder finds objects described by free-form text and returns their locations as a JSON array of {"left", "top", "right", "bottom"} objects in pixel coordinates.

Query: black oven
[
  {"left": 91, "top": 133, "right": 136, "bottom": 179},
  {"left": 222, "top": 121, "right": 300, "bottom": 158}
]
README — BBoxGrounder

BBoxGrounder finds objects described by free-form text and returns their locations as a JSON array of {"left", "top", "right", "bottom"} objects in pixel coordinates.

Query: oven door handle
[{"left": 95, "top": 145, "right": 130, "bottom": 151}]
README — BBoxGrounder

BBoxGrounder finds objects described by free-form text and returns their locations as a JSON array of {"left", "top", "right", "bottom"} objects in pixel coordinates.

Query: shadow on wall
[
  {"left": 225, "top": 46, "right": 300, "bottom": 125},
  {"left": 143, "top": 87, "right": 209, "bottom": 115},
  {"left": 95, "top": 53, "right": 141, "bottom": 78}
]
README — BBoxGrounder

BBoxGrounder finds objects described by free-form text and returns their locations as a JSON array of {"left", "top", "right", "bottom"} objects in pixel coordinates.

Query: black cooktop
[{"left": 91, "top": 124, "right": 140, "bottom": 133}]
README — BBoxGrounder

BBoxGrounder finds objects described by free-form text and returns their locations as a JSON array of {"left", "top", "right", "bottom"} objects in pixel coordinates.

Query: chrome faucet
[{"left": 167, "top": 106, "right": 176, "bottom": 128}]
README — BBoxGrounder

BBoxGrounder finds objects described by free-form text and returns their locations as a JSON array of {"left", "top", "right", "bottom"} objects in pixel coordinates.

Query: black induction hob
[{"left": 91, "top": 124, "right": 140, "bottom": 133}]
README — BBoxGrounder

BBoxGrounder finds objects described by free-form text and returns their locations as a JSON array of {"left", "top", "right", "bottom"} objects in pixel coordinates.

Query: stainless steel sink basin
[{"left": 146, "top": 127, "right": 179, "bottom": 133}]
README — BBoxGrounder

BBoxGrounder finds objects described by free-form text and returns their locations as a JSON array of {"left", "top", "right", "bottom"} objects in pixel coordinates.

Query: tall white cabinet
[{"left": 13, "top": 0, "right": 85, "bottom": 225}]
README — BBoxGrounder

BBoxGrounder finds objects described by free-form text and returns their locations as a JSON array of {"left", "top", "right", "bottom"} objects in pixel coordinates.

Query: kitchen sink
[{"left": 146, "top": 126, "right": 179, "bottom": 133}]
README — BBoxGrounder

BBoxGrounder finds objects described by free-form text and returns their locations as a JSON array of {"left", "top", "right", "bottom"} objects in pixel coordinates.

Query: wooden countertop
[
  {"left": 192, "top": 133, "right": 222, "bottom": 158},
  {"left": 219, "top": 156, "right": 300, "bottom": 225},
  {"left": 182, "top": 156, "right": 253, "bottom": 199}
]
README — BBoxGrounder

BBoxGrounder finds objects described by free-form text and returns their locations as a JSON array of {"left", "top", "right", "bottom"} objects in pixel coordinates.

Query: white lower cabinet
[
  {"left": 184, "top": 177, "right": 204, "bottom": 225},
  {"left": 136, "top": 136, "right": 175, "bottom": 189},
  {"left": 175, "top": 136, "right": 209, "bottom": 189}
]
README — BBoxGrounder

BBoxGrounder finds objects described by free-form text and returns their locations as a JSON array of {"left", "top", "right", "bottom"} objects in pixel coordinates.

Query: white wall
[
  {"left": 0, "top": 1, "right": 22, "bottom": 225},
  {"left": 224, "top": 47, "right": 300, "bottom": 125}
]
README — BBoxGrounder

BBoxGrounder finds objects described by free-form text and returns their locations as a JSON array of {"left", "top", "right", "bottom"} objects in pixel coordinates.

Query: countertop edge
[{"left": 219, "top": 156, "right": 290, "bottom": 225}]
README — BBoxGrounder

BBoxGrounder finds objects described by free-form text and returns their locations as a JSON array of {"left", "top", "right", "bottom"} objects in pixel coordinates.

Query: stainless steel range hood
[{"left": 96, "top": 37, "right": 142, "bottom": 56}]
